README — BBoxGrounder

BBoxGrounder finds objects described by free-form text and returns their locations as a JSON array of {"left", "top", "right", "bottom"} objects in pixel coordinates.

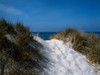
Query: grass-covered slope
[
  {"left": 50, "top": 28, "right": 100, "bottom": 65},
  {"left": 0, "top": 19, "right": 46, "bottom": 75}
]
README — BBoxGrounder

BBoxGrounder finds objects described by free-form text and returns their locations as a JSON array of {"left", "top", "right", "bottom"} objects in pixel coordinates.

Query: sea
[
  {"left": 32, "top": 32, "right": 100, "bottom": 40},
  {"left": 32, "top": 32, "right": 57, "bottom": 40}
]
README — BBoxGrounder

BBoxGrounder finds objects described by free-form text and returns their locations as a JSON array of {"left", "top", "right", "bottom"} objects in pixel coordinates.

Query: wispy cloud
[{"left": 0, "top": 3, "right": 23, "bottom": 15}]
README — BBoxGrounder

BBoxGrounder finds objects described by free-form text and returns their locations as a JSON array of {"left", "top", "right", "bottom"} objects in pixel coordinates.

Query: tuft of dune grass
[
  {"left": 50, "top": 28, "right": 100, "bottom": 64},
  {"left": 15, "top": 23, "right": 33, "bottom": 46},
  {"left": 0, "top": 19, "right": 45, "bottom": 75}
]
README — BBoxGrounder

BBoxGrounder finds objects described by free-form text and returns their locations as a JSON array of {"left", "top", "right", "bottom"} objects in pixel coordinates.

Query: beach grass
[
  {"left": 0, "top": 19, "right": 44, "bottom": 75},
  {"left": 50, "top": 28, "right": 100, "bottom": 64}
]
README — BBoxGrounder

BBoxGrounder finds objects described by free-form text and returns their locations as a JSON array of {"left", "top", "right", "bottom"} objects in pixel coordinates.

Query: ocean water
[
  {"left": 87, "top": 32, "right": 100, "bottom": 36},
  {"left": 33, "top": 32, "right": 57, "bottom": 40},
  {"left": 32, "top": 32, "right": 100, "bottom": 40}
]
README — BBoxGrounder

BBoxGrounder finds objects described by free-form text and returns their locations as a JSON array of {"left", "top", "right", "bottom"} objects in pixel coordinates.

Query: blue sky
[{"left": 0, "top": 0, "right": 100, "bottom": 32}]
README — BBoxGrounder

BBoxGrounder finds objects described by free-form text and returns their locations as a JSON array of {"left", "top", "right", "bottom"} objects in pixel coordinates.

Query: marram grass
[
  {"left": 50, "top": 28, "right": 100, "bottom": 64},
  {"left": 0, "top": 19, "right": 44, "bottom": 75}
]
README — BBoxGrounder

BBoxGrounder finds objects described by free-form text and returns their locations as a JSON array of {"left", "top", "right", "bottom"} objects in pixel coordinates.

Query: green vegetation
[
  {"left": 50, "top": 28, "right": 100, "bottom": 64},
  {"left": 15, "top": 23, "right": 32, "bottom": 46},
  {"left": 0, "top": 19, "right": 45, "bottom": 75}
]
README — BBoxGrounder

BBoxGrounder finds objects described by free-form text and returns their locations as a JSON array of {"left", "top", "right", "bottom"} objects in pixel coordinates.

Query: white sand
[{"left": 34, "top": 36, "right": 97, "bottom": 75}]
